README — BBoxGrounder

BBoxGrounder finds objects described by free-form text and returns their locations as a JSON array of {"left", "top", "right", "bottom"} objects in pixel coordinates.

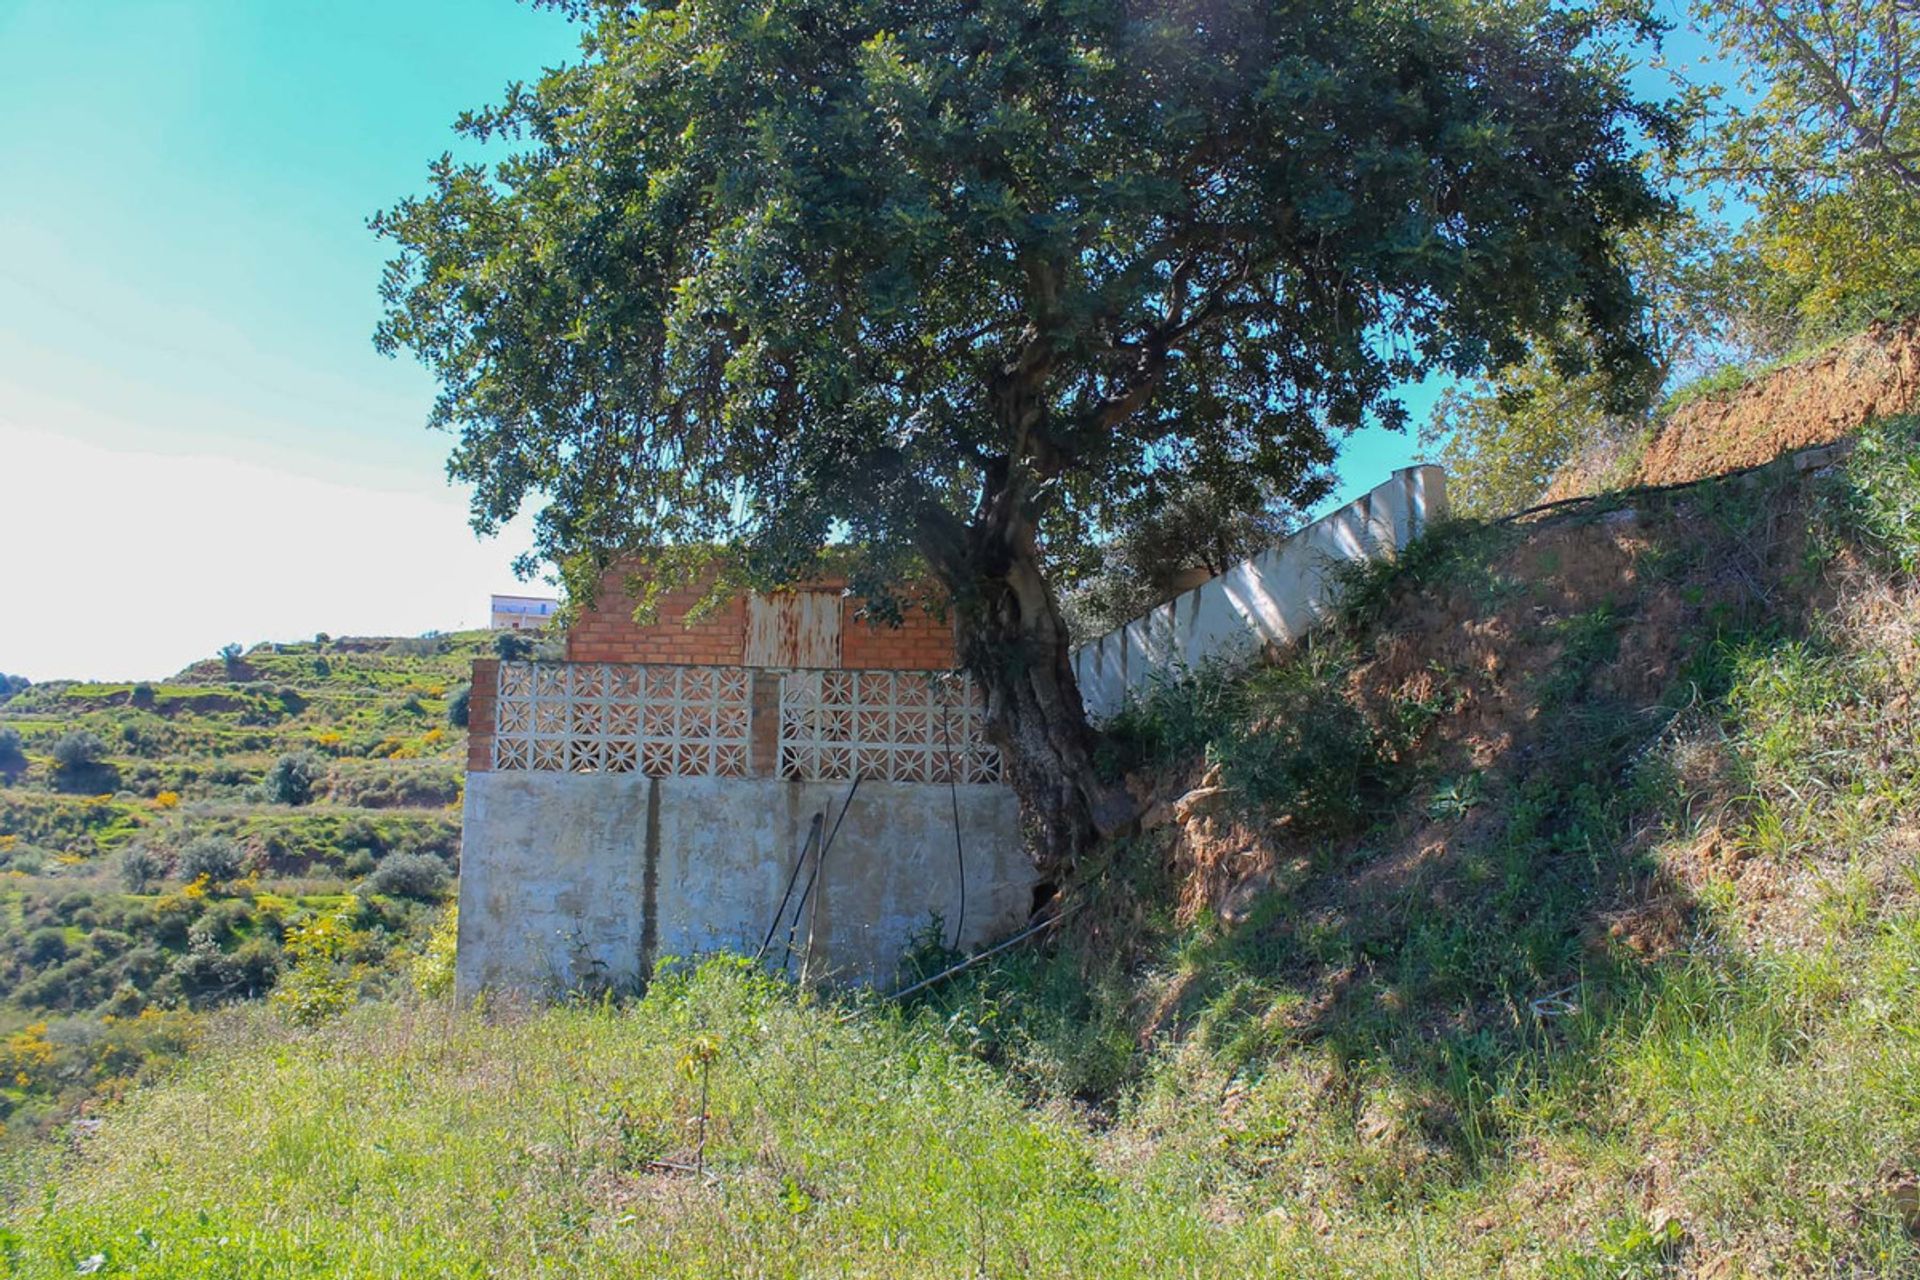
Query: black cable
[
  {"left": 938, "top": 677, "right": 966, "bottom": 951},
  {"left": 781, "top": 772, "right": 862, "bottom": 972},
  {"left": 755, "top": 812, "right": 822, "bottom": 962}
]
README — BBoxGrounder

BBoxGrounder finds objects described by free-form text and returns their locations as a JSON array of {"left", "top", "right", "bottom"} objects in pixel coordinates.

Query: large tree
[{"left": 376, "top": 0, "right": 1668, "bottom": 874}]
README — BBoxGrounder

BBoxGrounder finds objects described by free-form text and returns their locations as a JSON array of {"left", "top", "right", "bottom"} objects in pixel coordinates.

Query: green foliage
[
  {"left": 1687, "top": 0, "right": 1920, "bottom": 340},
  {"left": 360, "top": 853, "right": 449, "bottom": 903},
  {"left": 0, "top": 725, "right": 23, "bottom": 775},
  {"left": 1058, "top": 479, "right": 1318, "bottom": 641},
  {"left": 261, "top": 750, "right": 321, "bottom": 807},
  {"left": 444, "top": 682, "right": 470, "bottom": 729},
  {"left": 271, "top": 908, "right": 367, "bottom": 1027},
  {"left": 375, "top": 0, "right": 1666, "bottom": 647},
  {"left": 1832, "top": 414, "right": 1920, "bottom": 574},
  {"left": 48, "top": 731, "right": 105, "bottom": 776},
  {"left": 409, "top": 905, "right": 458, "bottom": 1000},
  {"left": 117, "top": 846, "right": 164, "bottom": 894},
  {"left": 172, "top": 835, "right": 244, "bottom": 887},
  {"left": 490, "top": 632, "right": 532, "bottom": 663},
  {"left": 1103, "top": 641, "right": 1386, "bottom": 837}
]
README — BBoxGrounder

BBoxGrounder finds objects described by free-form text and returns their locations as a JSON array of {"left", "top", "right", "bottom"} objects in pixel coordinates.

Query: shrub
[
  {"left": 175, "top": 835, "right": 245, "bottom": 886},
  {"left": 218, "top": 642, "right": 245, "bottom": 677},
  {"left": 22, "top": 927, "right": 70, "bottom": 965},
  {"left": 130, "top": 682, "right": 155, "bottom": 709},
  {"left": 263, "top": 751, "right": 322, "bottom": 806},
  {"left": 363, "top": 852, "right": 450, "bottom": 901},
  {"left": 171, "top": 937, "right": 245, "bottom": 1008},
  {"left": 0, "top": 725, "right": 23, "bottom": 774},
  {"left": 447, "top": 682, "right": 471, "bottom": 728},
  {"left": 50, "top": 730, "right": 106, "bottom": 774},
  {"left": 119, "top": 845, "right": 166, "bottom": 893},
  {"left": 492, "top": 631, "right": 535, "bottom": 662},
  {"left": 411, "top": 905, "right": 459, "bottom": 998}
]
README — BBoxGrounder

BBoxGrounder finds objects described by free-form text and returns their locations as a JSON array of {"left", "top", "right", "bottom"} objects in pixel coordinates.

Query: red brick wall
[
  {"left": 466, "top": 658, "right": 498, "bottom": 773},
  {"left": 565, "top": 566, "right": 748, "bottom": 666},
  {"left": 840, "top": 597, "right": 958, "bottom": 669},
  {"left": 563, "top": 559, "right": 958, "bottom": 670}
]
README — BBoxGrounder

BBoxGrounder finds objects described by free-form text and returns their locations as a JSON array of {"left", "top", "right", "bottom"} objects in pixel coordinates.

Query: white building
[{"left": 489, "top": 594, "right": 560, "bottom": 632}]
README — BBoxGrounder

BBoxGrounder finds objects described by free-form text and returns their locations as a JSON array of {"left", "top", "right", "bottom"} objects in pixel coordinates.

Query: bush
[
  {"left": 119, "top": 845, "right": 166, "bottom": 893},
  {"left": 362, "top": 852, "right": 450, "bottom": 901},
  {"left": 175, "top": 835, "right": 245, "bottom": 886},
  {"left": 447, "top": 682, "right": 471, "bottom": 728},
  {"left": 0, "top": 725, "right": 23, "bottom": 775},
  {"left": 130, "top": 682, "right": 155, "bottom": 709},
  {"left": 50, "top": 730, "right": 106, "bottom": 774},
  {"left": 263, "top": 751, "right": 322, "bottom": 806},
  {"left": 492, "top": 631, "right": 534, "bottom": 662},
  {"left": 411, "top": 906, "right": 459, "bottom": 998},
  {"left": 21, "top": 927, "right": 70, "bottom": 965}
]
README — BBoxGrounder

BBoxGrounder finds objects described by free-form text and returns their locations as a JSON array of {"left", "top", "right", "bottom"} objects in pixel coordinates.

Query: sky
[{"left": 0, "top": 1, "right": 1722, "bottom": 684}]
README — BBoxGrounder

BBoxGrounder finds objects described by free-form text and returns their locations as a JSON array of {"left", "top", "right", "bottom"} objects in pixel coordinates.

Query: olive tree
[{"left": 376, "top": 0, "right": 1668, "bottom": 873}]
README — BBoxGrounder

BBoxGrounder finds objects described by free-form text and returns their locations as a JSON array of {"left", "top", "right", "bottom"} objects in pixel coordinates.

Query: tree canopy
[{"left": 378, "top": 0, "right": 1670, "bottom": 869}]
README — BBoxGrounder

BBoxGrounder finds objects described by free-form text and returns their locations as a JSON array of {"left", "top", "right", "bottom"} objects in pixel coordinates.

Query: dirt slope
[{"left": 1548, "top": 316, "right": 1920, "bottom": 501}]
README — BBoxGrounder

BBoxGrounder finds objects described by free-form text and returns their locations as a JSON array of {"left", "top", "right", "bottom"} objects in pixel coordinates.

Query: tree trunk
[{"left": 940, "top": 511, "right": 1133, "bottom": 881}]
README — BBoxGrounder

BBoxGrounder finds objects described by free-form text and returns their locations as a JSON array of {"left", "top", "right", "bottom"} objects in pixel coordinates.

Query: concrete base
[{"left": 456, "top": 771, "right": 1033, "bottom": 999}]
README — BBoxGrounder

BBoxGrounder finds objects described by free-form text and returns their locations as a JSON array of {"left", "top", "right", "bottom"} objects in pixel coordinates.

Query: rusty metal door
[{"left": 744, "top": 590, "right": 843, "bottom": 668}]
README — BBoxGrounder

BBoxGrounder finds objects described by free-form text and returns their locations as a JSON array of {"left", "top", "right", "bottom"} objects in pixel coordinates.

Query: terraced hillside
[{"left": 0, "top": 632, "right": 494, "bottom": 1143}]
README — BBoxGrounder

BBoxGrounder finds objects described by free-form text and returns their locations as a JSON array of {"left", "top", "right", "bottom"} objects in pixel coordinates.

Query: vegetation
[
  {"left": 375, "top": 0, "right": 1671, "bottom": 873},
  {"left": 0, "top": 632, "right": 484, "bottom": 1145},
  {"left": 6, "top": 420, "right": 1915, "bottom": 1274},
  {"left": 1425, "top": 0, "right": 1920, "bottom": 519}
]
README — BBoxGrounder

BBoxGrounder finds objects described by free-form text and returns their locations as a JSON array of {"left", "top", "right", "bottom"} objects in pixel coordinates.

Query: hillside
[
  {"left": 5, "top": 420, "right": 1915, "bottom": 1276},
  {"left": 1547, "top": 316, "right": 1920, "bottom": 504},
  {"left": 0, "top": 632, "right": 491, "bottom": 1143}
]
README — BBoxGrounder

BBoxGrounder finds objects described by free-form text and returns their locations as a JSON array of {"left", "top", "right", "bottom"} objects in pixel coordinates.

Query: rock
[{"left": 1173, "top": 786, "right": 1230, "bottom": 825}]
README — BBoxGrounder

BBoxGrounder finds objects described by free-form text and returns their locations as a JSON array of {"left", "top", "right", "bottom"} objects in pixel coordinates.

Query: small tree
[
  {"left": 379, "top": 0, "right": 1669, "bottom": 872},
  {"left": 491, "top": 632, "right": 534, "bottom": 663},
  {"left": 263, "top": 751, "right": 322, "bottom": 806},
  {"left": 218, "top": 642, "right": 245, "bottom": 679},
  {"left": 1058, "top": 478, "right": 1315, "bottom": 640},
  {"left": 49, "top": 731, "right": 115, "bottom": 791},
  {"left": 175, "top": 835, "right": 245, "bottom": 887},
  {"left": 0, "top": 726, "right": 24, "bottom": 776},
  {"left": 446, "top": 683, "right": 472, "bottom": 729},
  {"left": 362, "top": 853, "right": 450, "bottom": 902},
  {"left": 119, "top": 845, "right": 166, "bottom": 894}
]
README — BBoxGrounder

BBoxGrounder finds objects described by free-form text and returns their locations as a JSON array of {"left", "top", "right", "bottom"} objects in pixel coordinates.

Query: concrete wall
[
  {"left": 456, "top": 771, "right": 1032, "bottom": 999},
  {"left": 1070, "top": 465, "right": 1447, "bottom": 720}
]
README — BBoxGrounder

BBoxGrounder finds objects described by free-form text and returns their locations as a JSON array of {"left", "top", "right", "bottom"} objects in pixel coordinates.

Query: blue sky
[{"left": 0, "top": 1, "right": 1721, "bottom": 682}]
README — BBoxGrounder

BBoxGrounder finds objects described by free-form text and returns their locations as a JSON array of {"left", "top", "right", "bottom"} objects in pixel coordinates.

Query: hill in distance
[{"left": 0, "top": 631, "right": 497, "bottom": 1143}]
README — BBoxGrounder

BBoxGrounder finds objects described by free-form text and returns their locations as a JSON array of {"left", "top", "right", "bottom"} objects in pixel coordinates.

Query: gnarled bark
[{"left": 927, "top": 497, "right": 1133, "bottom": 880}]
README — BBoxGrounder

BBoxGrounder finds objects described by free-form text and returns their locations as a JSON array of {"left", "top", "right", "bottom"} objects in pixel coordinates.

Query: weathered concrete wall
[
  {"left": 1071, "top": 465, "right": 1448, "bottom": 720},
  {"left": 456, "top": 771, "right": 1030, "bottom": 999}
]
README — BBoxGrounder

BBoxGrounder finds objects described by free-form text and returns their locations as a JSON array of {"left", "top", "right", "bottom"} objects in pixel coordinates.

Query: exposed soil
[{"left": 1551, "top": 317, "right": 1920, "bottom": 502}]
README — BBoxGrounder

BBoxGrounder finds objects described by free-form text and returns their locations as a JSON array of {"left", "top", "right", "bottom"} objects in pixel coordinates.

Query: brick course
[{"left": 563, "top": 558, "right": 959, "bottom": 670}]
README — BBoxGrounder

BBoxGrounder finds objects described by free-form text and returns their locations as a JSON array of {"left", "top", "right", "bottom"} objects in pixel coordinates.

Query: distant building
[{"left": 489, "top": 594, "right": 560, "bottom": 632}]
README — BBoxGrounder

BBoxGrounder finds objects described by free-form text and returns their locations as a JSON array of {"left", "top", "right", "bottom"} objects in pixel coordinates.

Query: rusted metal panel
[{"left": 744, "top": 590, "right": 842, "bottom": 668}]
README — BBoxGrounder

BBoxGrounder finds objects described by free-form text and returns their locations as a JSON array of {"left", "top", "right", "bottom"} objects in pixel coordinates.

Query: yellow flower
[{"left": 153, "top": 791, "right": 181, "bottom": 809}]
